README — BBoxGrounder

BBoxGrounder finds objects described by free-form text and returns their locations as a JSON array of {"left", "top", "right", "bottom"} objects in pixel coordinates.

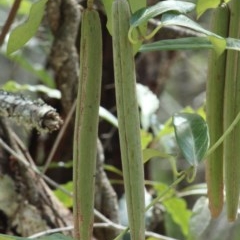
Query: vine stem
[
  {"left": 0, "top": 0, "right": 22, "bottom": 46},
  {"left": 206, "top": 110, "right": 240, "bottom": 158},
  {"left": 113, "top": 173, "right": 187, "bottom": 240}
]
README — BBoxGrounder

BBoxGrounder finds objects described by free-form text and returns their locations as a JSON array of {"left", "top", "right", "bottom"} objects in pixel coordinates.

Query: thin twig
[
  {"left": 0, "top": 137, "right": 72, "bottom": 196},
  {"left": 28, "top": 223, "right": 178, "bottom": 240},
  {"left": 42, "top": 100, "right": 76, "bottom": 174},
  {"left": 0, "top": 0, "right": 22, "bottom": 46}
]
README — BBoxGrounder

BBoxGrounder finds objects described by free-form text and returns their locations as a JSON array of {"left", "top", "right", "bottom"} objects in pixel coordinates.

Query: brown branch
[
  {"left": 46, "top": 0, "right": 80, "bottom": 114},
  {"left": 0, "top": 90, "right": 63, "bottom": 132},
  {"left": 0, "top": 0, "right": 22, "bottom": 46}
]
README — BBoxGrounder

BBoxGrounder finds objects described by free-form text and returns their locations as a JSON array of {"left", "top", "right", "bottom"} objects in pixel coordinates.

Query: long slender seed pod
[
  {"left": 223, "top": 0, "right": 240, "bottom": 221},
  {"left": 112, "top": 0, "right": 145, "bottom": 239},
  {"left": 206, "top": 5, "right": 229, "bottom": 218},
  {"left": 73, "top": 9, "right": 102, "bottom": 239}
]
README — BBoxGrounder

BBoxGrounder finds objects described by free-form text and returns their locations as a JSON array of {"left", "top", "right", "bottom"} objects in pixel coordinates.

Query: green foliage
[
  {"left": 140, "top": 129, "right": 153, "bottom": 149},
  {"left": 129, "top": 1, "right": 195, "bottom": 44},
  {"left": 196, "top": 0, "right": 222, "bottom": 18},
  {"left": 142, "top": 148, "right": 173, "bottom": 164},
  {"left": 104, "top": 164, "right": 123, "bottom": 176},
  {"left": 132, "top": 8, "right": 226, "bottom": 56},
  {"left": 7, "top": 0, "right": 48, "bottom": 54},
  {"left": 130, "top": 1, "right": 195, "bottom": 29},
  {"left": 173, "top": 113, "right": 209, "bottom": 167},
  {"left": 141, "top": 37, "right": 213, "bottom": 52},
  {"left": 163, "top": 197, "right": 192, "bottom": 237},
  {"left": 53, "top": 182, "right": 73, "bottom": 208},
  {"left": 102, "top": 0, "right": 146, "bottom": 54},
  {"left": 196, "top": 0, "right": 231, "bottom": 18},
  {"left": 0, "top": 0, "right": 32, "bottom": 15},
  {"left": 140, "top": 37, "right": 240, "bottom": 54},
  {"left": 101, "top": 0, "right": 146, "bottom": 35},
  {"left": 153, "top": 182, "right": 192, "bottom": 238},
  {"left": 1, "top": 81, "right": 60, "bottom": 99}
]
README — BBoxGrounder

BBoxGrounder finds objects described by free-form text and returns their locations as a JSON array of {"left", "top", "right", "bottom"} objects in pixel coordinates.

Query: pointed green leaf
[
  {"left": 140, "top": 37, "right": 213, "bottom": 52},
  {"left": 7, "top": 0, "right": 48, "bottom": 54},
  {"left": 104, "top": 164, "right": 123, "bottom": 176},
  {"left": 141, "top": 129, "right": 153, "bottom": 149},
  {"left": 129, "top": 1, "right": 195, "bottom": 52},
  {"left": 161, "top": 13, "right": 226, "bottom": 56},
  {"left": 163, "top": 197, "right": 192, "bottom": 237},
  {"left": 142, "top": 148, "right": 172, "bottom": 164},
  {"left": 173, "top": 113, "right": 209, "bottom": 166},
  {"left": 140, "top": 37, "right": 240, "bottom": 53},
  {"left": 130, "top": 1, "right": 195, "bottom": 28}
]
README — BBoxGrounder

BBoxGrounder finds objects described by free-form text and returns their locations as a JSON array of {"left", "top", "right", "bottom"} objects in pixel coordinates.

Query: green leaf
[
  {"left": 53, "top": 182, "right": 73, "bottom": 208},
  {"left": 173, "top": 113, "right": 209, "bottom": 166},
  {"left": 102, "top": 0, "right": 146, "bottom": 54},
  {"left": 99, "top": 106, "right": 118, "bottom": 128},
  {"left": 141, "top": 129, "right": 153, "bottom": 149},
  {"left": 163, "top": 197, "right": 192, "bottom": 237},
  {"left": 196, "top": 0, "right": 219, "bottom": 18},
  {"left": 130, "top": 1, "right": 195, "bottom": 28},
  {"left": 161, "top": 13, "right": 226, "bottom": 56},
  {"left": 129, "top": 1, "right": 195, "bottom": 48},
  {"left": 154, "top": 182, "right": 175, "bottom": 199},
  {"left": 140, "top": 36, "right": 240, "bottom": 53},
  {"left": 104, "top": 164, "right": 123, "bottom": 176},
  {"left": 1, "top": 81, "right": 61, "bottom": 99},
  {"left": 196, "top": 0, "right": 231, "bottom": 18},
  {"left": 128, "top": 0, "right": 147, "bottom": 54},
  {"left": 7, "top": 0, "right": 48, "bottom": 54},
  {"left": 0, "top": 0, "right": 32, "bottom": 15},
  {"left": 142, "top": 148, "right": 173, "bottom": 164},
  {"left": 140, "top": 37, "right": 213, "bottom": 52}
]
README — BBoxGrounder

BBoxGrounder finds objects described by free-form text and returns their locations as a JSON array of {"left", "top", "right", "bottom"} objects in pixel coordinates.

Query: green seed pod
[
  {"left": 206, "top": 5, "right": 229, "bottom": 218},
  {"left": 73, "top": 9, "right": 102, "bottom": 239},
  {"left": 112, "top": 0, "right": 145, "bottom": 239}
]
